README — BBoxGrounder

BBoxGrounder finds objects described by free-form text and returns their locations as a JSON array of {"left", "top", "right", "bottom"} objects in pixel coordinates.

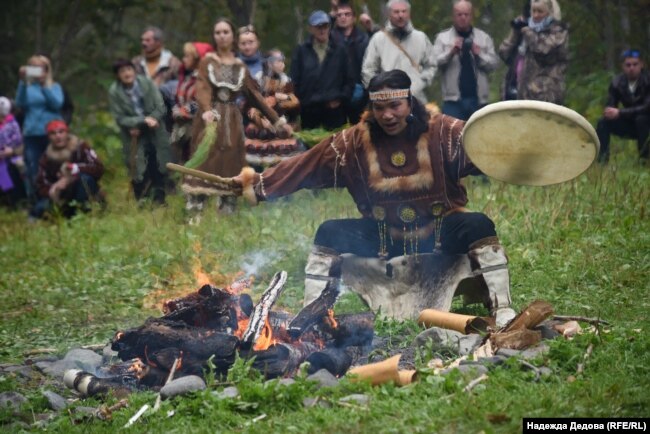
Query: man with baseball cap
[{"left": 290, "top": 9, "right": 353, "bottom": 130}]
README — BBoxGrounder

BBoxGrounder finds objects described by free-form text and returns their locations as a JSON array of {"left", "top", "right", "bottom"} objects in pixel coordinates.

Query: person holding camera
[
  {"left": 433, "top": 0, "right": 498, "bottom": 120},
  {"left": 498, "top": 0, "right": 568, "bottom": 104},
  {"left": 15, "top": 54, "right": 64, "bottom": 202}
]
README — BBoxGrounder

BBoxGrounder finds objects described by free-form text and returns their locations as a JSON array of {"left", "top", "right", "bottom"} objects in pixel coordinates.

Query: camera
[
  {"left": 25, "top": 66, "right": 44, "bottom": 78},
  {"left": 462, "top": 37, "right": 474, "bottom": 50}
]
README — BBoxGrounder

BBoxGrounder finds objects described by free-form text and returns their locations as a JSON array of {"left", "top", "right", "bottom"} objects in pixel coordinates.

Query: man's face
[
  {"left": 141, "top": 30, "right": 161, "bottom": 54},
  {"left": 118, "top": 66, "right": 136, "bottom": 86},
  {"left": 389, "top": 2, "right": 411, "bottom": 29},
  {"left": 336, "top": 6, "right": 355, "bottom": 30},
  {"left": 372, "top": 95, "right": 410, "bottom": 136},
  {"left": 453, "top": 1, "right": 473, "bottom": 32},
  {"left": 622, "top": 57, "right": 643, "bottom": 81},
  {"left": 48, "top": 128, "right": 68, "bottom": 149},
  {"left": 310, "top": 23, "right": 330, "bottom": 44}
]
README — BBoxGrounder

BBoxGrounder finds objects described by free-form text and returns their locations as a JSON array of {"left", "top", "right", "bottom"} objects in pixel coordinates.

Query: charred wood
[
  {"left": 288, "top": 279, "right": 339, "bottom": 339},
  {"left": 249, "top": 341, "right": 321, "bottom": 378},
  {"left": 241, "top": 271, "right": 287, "bottom": 350},
  {"left": 306, "top": 347, "right": 353, "bottom": 376}
]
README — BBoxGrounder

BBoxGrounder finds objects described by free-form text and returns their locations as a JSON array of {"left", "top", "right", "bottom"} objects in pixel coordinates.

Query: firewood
[
  {"left": 502, "top": 300, "right": 554, "bottom": 332},
  {"left": 288, "top": 279, "right": 339, "bottom": 339},
  {"left": 489, "top": 329, "right": 541, "bottom": 350},
  {"left": 241, "top": 271, "right": 287, "bottom": 350},
  {"left": 250, "top": 341, "right": 320, "bottom": 378},
  {"left": 306, "top": 347, "right": 353, "bottom": 376}
]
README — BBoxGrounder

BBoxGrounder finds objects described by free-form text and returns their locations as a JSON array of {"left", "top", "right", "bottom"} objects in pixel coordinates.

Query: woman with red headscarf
[{"left": 171, "top": 42, "right": 214, "bottom": 164}]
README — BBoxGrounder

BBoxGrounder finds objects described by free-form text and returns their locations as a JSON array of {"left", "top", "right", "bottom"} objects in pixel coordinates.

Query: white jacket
[
  {"left": 361, "top": 21, "right": 436, "bottom": 104},
  {"left": 432, "top": 26, "right": 498, "bottom": 104}
]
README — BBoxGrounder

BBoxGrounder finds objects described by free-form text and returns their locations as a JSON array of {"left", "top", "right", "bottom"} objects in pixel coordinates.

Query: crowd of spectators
[{"left": 1, "top": 0, "right": 647, "bottom": 221}]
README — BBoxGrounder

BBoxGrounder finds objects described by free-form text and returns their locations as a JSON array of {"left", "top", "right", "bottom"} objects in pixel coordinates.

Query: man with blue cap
[{"left": 290, "top": 10, "right": 354, "bottom": 130}]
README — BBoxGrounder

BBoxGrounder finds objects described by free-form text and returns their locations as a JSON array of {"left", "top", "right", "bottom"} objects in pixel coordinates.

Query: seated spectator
[
  {"left": 596, "top": 49, "right": 650, "bottom": 164},
  {"left": 108, "top": 59, "right": 171, "bottom": 204},
  {"left": 171, "top": 42, "right": 214, "bottom": 164},
  {"left": 0, "top": 97, "right": 26, "bottom": 207},
  {"left": 29, "top": 120, "right": 104, "bottom": 220}
]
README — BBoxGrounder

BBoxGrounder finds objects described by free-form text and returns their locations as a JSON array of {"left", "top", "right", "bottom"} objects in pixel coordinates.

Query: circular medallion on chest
[
  {"left": 398, "top": 205, "right": 417, "bottom": 224},
  {"left": 390, "top": 151, "right": 407, "bottom": 167},
  {"left": 217, "top": 88, "right": 231, "bottom": 102},
  {"left": 372, "top": 206, "right": 386, "bottom": 221},
  {"left": 430, "top": 202, "right": 445, "bottom": 217}
]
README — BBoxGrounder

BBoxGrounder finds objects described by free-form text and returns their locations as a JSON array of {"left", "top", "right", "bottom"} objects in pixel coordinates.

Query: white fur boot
[{"left": 303, "top": 245, "right": 342, "bottom": 306}]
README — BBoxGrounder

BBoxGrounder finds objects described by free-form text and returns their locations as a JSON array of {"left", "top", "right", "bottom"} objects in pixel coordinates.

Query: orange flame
[
  {"left": 127, "top": 358, "right": 149, "bottom": 379},
  {"left": 253, "top": 318, "right": 276, "bottom": 351},
  {"left": 326, "top": 309, "right": 338, "bottom": 329}
]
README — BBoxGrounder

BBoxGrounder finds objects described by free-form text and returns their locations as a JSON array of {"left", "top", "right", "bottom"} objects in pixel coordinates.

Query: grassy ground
[{"left": 0, "top": 134, "right": 648, "bottom": 432}]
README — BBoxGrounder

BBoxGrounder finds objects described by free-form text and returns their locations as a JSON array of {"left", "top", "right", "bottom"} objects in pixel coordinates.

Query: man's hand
[
  {"left": 326, "top": 99, "right": 341, "bottom": 109},
  {"left": 129, "top": 128, "right": 140, "bottom": 138},
  {"left": 604, "top": 107, "right": 620, "bottom": 120},
  {"left": 471, "top": 43, "right": 481, "bottom": 56},
  {"left": 144, "top": 116, "right": 159, "bottom": 128},
  {"left": 452, "top": 37, "right": 463, "bottom": 55},
  {"left": 48, "top": 178, "right": 71, "bottom": 202},
  {"left": 359, "top": 13, "right": 373, "bottom": 33}
]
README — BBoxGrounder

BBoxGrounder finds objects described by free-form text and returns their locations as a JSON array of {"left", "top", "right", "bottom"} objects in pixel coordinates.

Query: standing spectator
[
  {"left": 132, "top": 26, "right": 182, "bottom": 88},
  {"left": 15, "top": 55, "right": 64, "bottom": 202},
  {"left": 290, "top": 10, "right": 353, "bottom": 130},
  {"left": 596, "top": 49, "right": 650, "bottom": 164},
  {"left": 361, "top": 0, "right": 436, "bottom": 104},
  {"left": 0, "top": 97, "right": 25, "bottom": 206},
  {"left": 330, "top": 1, "right": 370, "bottom": 124},
  {"left": 181, "top": 18, "right": 291, "bottom": 221},
  {"left": 237, "top": 25, "right": 264, "bottom": 81},
  {"left": 433, "top": 0, "right": 498, "bottom": 120},
  {"left": 108, "top": 59, "right": 171, "bottom": 204},
  {"left": 498, "top": 0, "right": 568, "bottom": 104},
  {"left": 499, "top": 1, "right": 531, "bottom": 100},
  {"left": 29, "top": 120, "right": 104, "bottom": 220},
  {"left": 171, "top": 42, "right": 214, "bottom": 164}
]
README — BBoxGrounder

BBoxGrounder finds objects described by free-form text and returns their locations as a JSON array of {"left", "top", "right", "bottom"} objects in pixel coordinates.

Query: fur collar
[
  {"left": 45, "top": 135, "right": 81, "bottom": 164},
  {"left": 358, "top": 122, "right": 433, "bottom": 193}
]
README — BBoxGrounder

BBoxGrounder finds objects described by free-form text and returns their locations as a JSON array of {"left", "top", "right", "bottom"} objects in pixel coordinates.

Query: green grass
[{"left": 0, "top": 131, "right": 648, "bottom": 432}]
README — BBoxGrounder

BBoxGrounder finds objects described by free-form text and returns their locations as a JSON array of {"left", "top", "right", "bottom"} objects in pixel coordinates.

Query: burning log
[
  {"left": 288, "top": 279, "right": 339, "bottom": 339},
  {"left": 241, "top": 271, "right": 287, "bottom": 350},
  {"left": 250, "top": 341, "right": 321, "bottom": 378},
  {"left": 324, "top": 312, "right": 375, "bottom": 349},
  {"left": 112, "top": 318, "right": 239, "bottom": 375}
]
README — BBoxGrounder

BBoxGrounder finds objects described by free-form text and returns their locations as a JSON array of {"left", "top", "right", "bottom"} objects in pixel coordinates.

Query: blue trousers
[
  {"left": 23, "top": 135, "right": 49, "bottom": 201},
  {"left": 313, "top": 212, "right": 497, "bottom": 259}
]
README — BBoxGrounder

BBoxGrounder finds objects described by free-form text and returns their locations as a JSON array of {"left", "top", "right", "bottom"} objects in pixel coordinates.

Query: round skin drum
[{"left": 462, "top": 101, "right": 599, "bottom": 186}]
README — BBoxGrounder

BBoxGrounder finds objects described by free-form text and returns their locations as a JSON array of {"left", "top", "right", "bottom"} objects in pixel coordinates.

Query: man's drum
[{"left": 463, "top": 101, "right": 600, "bottom": 186}]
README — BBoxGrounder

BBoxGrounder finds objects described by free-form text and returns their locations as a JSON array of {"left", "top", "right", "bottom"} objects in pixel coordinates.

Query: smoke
[{"left": 240, "top": 250, "right": 274, "bottom": 276}]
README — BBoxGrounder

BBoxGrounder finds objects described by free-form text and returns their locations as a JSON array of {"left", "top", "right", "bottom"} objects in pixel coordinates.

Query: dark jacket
[
  {"left": 330, "top": 26, "right": 369, "bottom": 84},
  {"left": 606, "top": 70, "right": 650, "bottom": 119},
  {"left": 290, "top": 37, "right": 353, "bottom": 107}
]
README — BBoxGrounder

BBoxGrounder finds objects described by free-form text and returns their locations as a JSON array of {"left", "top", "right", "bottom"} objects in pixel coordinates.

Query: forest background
[{"left": 1, "top": 0, "right": 650, "bottom": 119}]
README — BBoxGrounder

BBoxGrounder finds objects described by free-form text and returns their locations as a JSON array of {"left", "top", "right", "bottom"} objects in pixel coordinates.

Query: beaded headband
[{"left": 369, "top": 88, "right": 410, "bottom": 102}]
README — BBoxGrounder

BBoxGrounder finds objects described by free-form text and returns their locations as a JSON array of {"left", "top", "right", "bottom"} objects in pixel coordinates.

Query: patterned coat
[
  {"left": 499, "top": 21, "right": 569, "bottom": 104},
  {"left": 254, "top": 114, "right": 479, "bottom": 241}
]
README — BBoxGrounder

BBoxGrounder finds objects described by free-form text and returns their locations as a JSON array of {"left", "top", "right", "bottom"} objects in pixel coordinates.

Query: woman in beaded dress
[{"left": 181, "top": 18, "right": 290, "bottom": 218}]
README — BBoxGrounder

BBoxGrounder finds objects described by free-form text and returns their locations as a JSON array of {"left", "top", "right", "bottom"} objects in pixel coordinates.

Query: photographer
[
  {"left": 15, "top": 55, "right": 64, "bottom": 202},
  {"left": 433, "top": 0, "right": 498, "bottom": 120},
  {"left": 498, "top": 0, "right": 568, "bottom": 104}
]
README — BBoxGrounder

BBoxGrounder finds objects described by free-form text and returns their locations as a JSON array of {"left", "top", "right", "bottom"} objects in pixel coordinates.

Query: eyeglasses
[
  {"left": 238, "top": 25, "right": 256, "bottom": 35},
  {"left": 621, "top": 49, "right": 641, "bottom": 59}
]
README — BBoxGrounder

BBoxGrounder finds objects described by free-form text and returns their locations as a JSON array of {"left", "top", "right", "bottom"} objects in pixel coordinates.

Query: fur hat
[{"left": 0, "top": 97, "right": 11, "bottom": 116}]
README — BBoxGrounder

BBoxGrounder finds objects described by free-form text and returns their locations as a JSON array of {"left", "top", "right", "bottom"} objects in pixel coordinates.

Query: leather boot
[
  {"left": 303, "top": 245, "right": 342, "bottom": 306},
  {"left": 468, "top": 236, "right": 516, "bottom": 328}
]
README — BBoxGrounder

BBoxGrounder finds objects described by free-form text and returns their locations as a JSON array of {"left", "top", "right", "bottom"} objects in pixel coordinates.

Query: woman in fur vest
[{"left": 29, "top": 120, "right": 104, "bottom": 220}]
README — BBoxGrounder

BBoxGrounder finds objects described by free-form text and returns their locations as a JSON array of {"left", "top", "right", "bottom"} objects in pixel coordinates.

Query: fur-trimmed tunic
[
  {"left": 182, "top": 57, "right": 281, "bottom": 196},
  {"left": 35, "top": 135, "right": 104, "bottom": 199},
  {"left": 255, "top": 114, "right": 479, "bottom": 239}
]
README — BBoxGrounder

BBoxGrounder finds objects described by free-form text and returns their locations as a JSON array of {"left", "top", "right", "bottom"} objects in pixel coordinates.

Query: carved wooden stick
[{"left": 166, "top": 163, "right": 242, "bottom": 194}]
